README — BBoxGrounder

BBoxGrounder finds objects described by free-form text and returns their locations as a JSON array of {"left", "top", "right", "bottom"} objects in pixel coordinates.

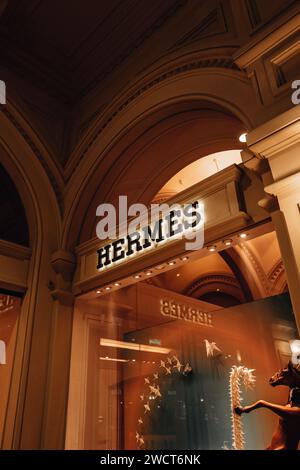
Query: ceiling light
[
  {"left": 134, "top": 274, "right": 141, "bottom": 279},
  {"left": 96, "top": 290, "right": 102, "bottom": 294},
  {"left": 180, "top": 256, "right": 189, "bottom": 261},
  {"left": 224, "top": 239, "right": 232, "bottom": 246},
  {"left": 114, "top": 282, "right": 120, "bottom": 287},
  {"left": 105, "top": 286, "right": 111, "bottom": 291},
  {"left": 99, "top": 357, "right": 129, "bottom": 363},
  {"left": 207, "top": 245, "right": 217, "bottom": 252},
  {"left": 168, "top": 261, "right": 175, "bottom": 266},
  {"left": 239, "top": 133, "right": 247, "bottom": 143},
  {"left": 146, "top": 271, "right": 152, "bottom": 276},
  {"left": 100, "top": 338, "right": 170, "bottom": 354},
  {"left": 239, "top": 233, "right": 247, "bottom": 239},
  {"left": 176, "top": 273, "right": 180, "bottom": 277}
]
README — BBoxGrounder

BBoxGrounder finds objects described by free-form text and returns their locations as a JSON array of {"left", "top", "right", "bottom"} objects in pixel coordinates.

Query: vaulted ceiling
[{"left": 0, "top": 0, "right": 185, "bottom": 101}]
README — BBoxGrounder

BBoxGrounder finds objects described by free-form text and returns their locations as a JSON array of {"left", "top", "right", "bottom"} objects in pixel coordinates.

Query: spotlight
[
  {"left": 114, "top": 282, "right": 120, "bottom": 287},
  {"left": 105, "top": 286, "right": 111, "bottom": 291},
  {"left": 239, "top": 133, "right": 247, "bottom": 143},
  {"left": 224, "top": 239, "right": 232, "bottom": 246},
  {"left": 145, "top": 271, "right": 152, "bottom": 276},
  {"left": 239, "top": 233, "right": 247, "bottom": 239},
  {"left": 180, "top": 256, "right": 189, "bottom": 261},
  {"left": 168, "top": 261, "right": 176, "bottom": 266},
  {"left": 208, "top": 245, "right": 217, "bottom": 252},
  {"left": 96, "top": 290, "right": 102, "bottom": 294},
  {"left": 134, "top": 275, "right": 141, "bottom": 279}
]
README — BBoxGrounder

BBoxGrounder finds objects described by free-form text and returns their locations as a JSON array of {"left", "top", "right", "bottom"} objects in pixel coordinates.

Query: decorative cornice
[
  {"left": 0, "top": 239, "right": 31, "bottom": 259},
  {"left": 265, "top": 172, "right": 300, "bottom": 198},
  {"left": 268, "top": 259, "right": 285, "bottom": 285},
  {"left": 233, "top": 10, "right": 300, "bottom": 69}
]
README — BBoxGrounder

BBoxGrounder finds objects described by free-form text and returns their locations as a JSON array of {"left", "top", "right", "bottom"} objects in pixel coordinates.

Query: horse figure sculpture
[{"left": 235, "top": 361, "right": 300, "bottom": 450}]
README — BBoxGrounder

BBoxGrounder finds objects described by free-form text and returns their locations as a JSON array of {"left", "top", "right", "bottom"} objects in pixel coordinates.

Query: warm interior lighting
[
  {"left": 224, "top": 239, "right": 232, "bottom": 246},
  {"left": 239, "top": 233, "right": 247, "bottom": 239},
  {"left": 134, "top": 274, "right": 141, "bottom": 279},
  {"left": 180, "top": 256, "right": 189, "bottom": 261},
  {"left": 114, "top": 282, "right": 120, "bottom": 286},
  {"left": 168, "top": 261, "right": 175, "bottom": 266},
  {"left": 208, "top": 245, "right": 217, "bottom": 252},
  {"left": 176, "top": 273, "right": 180, "bottom": 277},
  {"left": 239, "top": 133, "right": 247, "bottom": 143},
  {"left": 146, "top": 271, "right": 152, "bottom": 275},
  {"left": 99, "top": 356, "right": 129, "bottom": 363},
  {"left": 96, "top": 290, "right": 102, "bottom": 294},
  {"left": 105, "top": 286, "right": 111, "bottom": 290},
  {"left": 100, "top": 338, "right": 171, "bottom": 354}
]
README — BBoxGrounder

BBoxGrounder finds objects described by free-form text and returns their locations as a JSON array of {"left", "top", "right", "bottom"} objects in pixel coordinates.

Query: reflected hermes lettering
[{"left": 159, "top": 298, "right": 213, "bottom": 327}]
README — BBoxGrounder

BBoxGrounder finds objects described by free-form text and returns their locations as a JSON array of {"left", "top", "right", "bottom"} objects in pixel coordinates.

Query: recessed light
[
  {"left": 176, "top": 273, "right": 180, "bottom": 277},
  {"left": 145, "top": 271, "right": 152, "bottom": 276},
  {"left": 216, "top": 288, "right": 220, "bottom": 292},
  {"left": 105, "top": 286, "right": 111, "bottom": 291},
  {"left": 224, "top": 239, "right": 232, "bottom": 246},
  {"left": 207, "top": 245, "right": 217, "bottom": 252},
  {"left": 134, "top": 274, "right": 141, "bottom": 279},
  {"left": 168, "top": 261, "right": 176, "bottom": 266},
  {"left": 181, "top": 256, "right": 189, "bottom": 261},
  {"left": 96, "top": 290, "right": 102, "bottom": 294},
  {"left": 156, "top": 265, "right": 165, "bottom": 270},
  {"left": 239, "top": 233, "right": 247, "bottom": 239},
  {"left": 239, "top": 133, "right": 247, "bottom": 143},
  {"left": 114, "top": 282, "right": 120, "bottom": 287}
]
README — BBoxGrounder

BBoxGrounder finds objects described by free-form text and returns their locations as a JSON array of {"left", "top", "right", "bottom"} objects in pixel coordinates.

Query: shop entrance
[{"left": 66, "top": 226, "right": 297, "bottom": 450}]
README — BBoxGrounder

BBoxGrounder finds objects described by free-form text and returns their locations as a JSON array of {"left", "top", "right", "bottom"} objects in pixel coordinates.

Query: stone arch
[
  {"left": 0, "top": 101, "right": 61, "bottom": 448},
  {"left": 63, "top": 66, "right": 261, "bottom": 250}
]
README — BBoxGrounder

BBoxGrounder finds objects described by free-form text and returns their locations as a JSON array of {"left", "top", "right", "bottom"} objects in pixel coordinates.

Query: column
[
  {"left": 247, "top": 107, "right": 300, "bottom": 333},
  {"left": 42, "top": 249, "right": 75, "bottom": 449}
]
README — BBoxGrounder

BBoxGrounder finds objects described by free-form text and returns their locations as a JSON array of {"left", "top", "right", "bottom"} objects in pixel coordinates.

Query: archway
[
  {"left": 63, "top": 66, "right": 261, "bottom": 251},
  {"left": 0, "top": 101, "right": 61, "bottom": 449}
]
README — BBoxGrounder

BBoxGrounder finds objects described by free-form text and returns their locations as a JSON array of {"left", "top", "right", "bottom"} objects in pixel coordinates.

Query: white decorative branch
[{"left": 229, "top": 366, "right": 255, "bottom": 450}]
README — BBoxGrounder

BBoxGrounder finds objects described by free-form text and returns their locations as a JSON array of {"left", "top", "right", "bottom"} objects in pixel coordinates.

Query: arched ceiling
[
  {"left": 78, "top": 106, "right": 245, "bottom": 244},
  {"left": 149, "top": 231, "right": 286, "bottom": 306},
  {"left": 153, "top": 149, "right": 242, "bottom": 201}
]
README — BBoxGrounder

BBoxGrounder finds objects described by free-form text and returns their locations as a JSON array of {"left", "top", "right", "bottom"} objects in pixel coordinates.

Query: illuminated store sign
[
  {"left": 97, "top": 200, "right": 203, "bottom": 270},
  {"left": 160, "top": 298, "right": 213, "bottom": 327}
]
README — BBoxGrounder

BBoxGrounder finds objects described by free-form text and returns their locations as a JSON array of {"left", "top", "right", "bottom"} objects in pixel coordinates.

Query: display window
[
  {"left": 67, "top": 230, "right": 297, "bottom": 450},
  {"left": 0, "top": 291, "right": 21, "bottom": 443}
]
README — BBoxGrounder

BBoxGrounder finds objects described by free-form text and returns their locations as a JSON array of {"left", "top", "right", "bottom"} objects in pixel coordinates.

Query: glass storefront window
[
  {"left": 67, "top": 281, "right": 297, "bottom": 450},
  {"left": 0, "top": 292, "right": 21, "bottom": 442}
]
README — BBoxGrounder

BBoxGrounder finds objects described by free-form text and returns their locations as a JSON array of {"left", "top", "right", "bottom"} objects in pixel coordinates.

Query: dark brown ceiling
[{"left": 0, "top": 0, "right": 185, "bottom": 100}]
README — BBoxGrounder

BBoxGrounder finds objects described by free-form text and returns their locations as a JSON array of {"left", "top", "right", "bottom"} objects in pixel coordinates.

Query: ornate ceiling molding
[
  {"left": 66, "top": 54, "right": 241, "bottom": 180},
  {"left": 1, "top": 105, "right": 64, "bottom": 213},
  {"left": 184, "top": 274, "right": 243, "bottom": 298}
]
